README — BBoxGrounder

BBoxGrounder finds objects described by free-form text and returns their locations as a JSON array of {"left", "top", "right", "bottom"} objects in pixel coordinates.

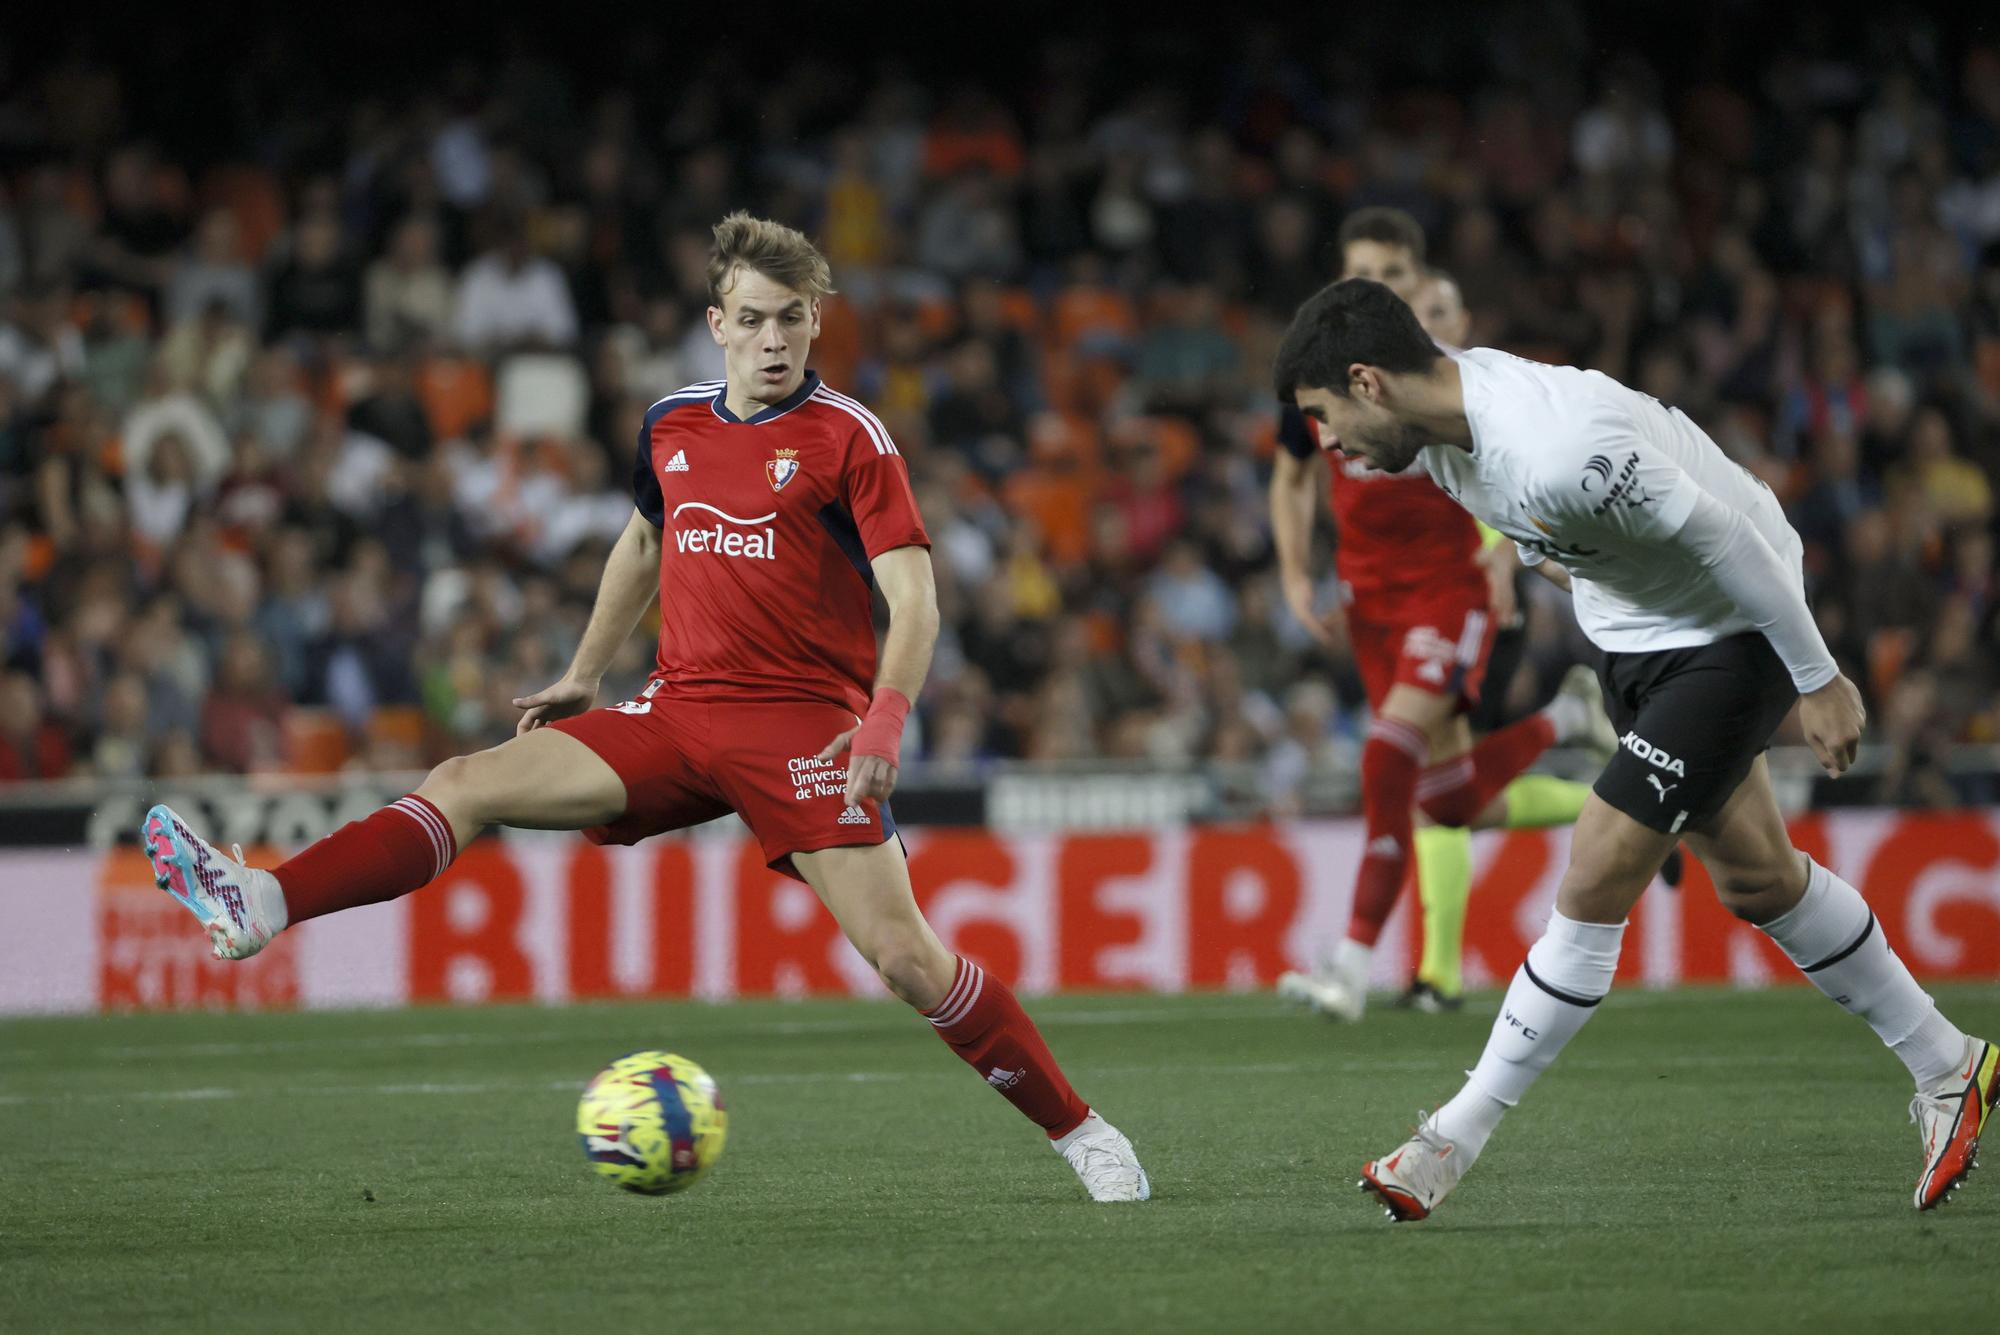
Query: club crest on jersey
[{"left": 766, "top": 448, "right": 801, "bottom": 493}]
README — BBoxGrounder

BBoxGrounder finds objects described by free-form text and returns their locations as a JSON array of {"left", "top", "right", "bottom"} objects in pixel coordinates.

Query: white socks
[
  {"left": 1431, "top": 912, "right": 1626, "bottom": 1159},
  {"left": 1759, "top": 858, "right": 1968, "bottom": 1090},
  {"left": 1332, "top": 937, "right": 1373, "bottom": 985}
]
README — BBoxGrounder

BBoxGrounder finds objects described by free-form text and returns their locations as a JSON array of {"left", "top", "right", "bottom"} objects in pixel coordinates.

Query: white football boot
[
  {"left": 1359, "top": 1112, "right": 1469, "bottom": 1222},
  {"left": 1552, "top": 663, "right": 1618, "bottom": 760},
  {"left": 1055, "top": 1112, "right": 1150, "bottom": 1202},
  {"left": 142, "top": 803, "right": 288, "bottom": 960},
  {"left": 1276, "top": 939, "right": 1369, "bottom": 1022},
  {"left": 1910, "top": 1036, "right": 1998, "bottom": 1210}
]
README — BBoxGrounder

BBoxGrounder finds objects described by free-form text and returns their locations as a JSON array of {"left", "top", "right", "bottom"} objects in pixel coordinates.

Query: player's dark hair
[
  {"left": 1337, "top": 207, "right": 1427, "bottom": 264},
  {"left": 708, "top": 211, "right": 836, "bottom": 307},
  {"left": 1273, "top": 278, "right": 1443, "bottom": 403}
]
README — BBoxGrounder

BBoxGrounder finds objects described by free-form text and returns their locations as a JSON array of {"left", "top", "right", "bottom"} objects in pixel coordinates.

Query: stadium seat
[
  {"left": 418, "top": 357, "right": 495, "bottom": 440},
  {"left": 198, "top": 165, "right": 286, "bottom": 262},
  {"left": 367, "top": 705, "right": 427, "bottom": 754},
  {"left": 1002, "top": 467, "right": 1096, "bottom": 565},
  {"left": 997, "top": 288, "right": 1044, "bottom": 335},
  {"left": 282, "top": 709, "right": 351, "bottom": 775},
  {"left": 813, "top": 297, "right": 864, "bottom": 391},
  {"left": 496, "top": 354, "right": 589, "bottom": 441},
  {"left": 1975, "top": 338, "right": 2000, "bottom": 399}
]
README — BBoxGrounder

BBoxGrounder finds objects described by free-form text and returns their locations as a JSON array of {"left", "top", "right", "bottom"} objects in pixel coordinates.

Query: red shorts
[
  {"left": 1346, "top": 590, "right": 1497, "bottom": 713},
  {"left": 548, "top": 680, "right": 894, "bottom": 880}
]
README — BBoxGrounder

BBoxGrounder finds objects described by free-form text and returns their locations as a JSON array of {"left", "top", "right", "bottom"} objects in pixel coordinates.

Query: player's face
[
  {"left": 1293, "top": 379, "right": 1429, "bottom": 474},
  {"left": 709, "top": 267, "right": 821, "bottom": 404},
  {"left": 1340, "top": 241, "right": 1423, "bottom": 303},
  {"left": 1414, "top": 278, "right": 1470, "bottom": 347}
]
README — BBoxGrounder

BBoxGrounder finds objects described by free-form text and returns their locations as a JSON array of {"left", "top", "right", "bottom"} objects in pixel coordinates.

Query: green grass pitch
[{"left": 4, "top": 986, "right": 1996, "bottom": 1333}]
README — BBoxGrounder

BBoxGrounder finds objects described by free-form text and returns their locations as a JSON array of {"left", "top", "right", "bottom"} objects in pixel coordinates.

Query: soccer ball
[{"left": 576, "top": 1050, "right": 728, "bottom": 1194}]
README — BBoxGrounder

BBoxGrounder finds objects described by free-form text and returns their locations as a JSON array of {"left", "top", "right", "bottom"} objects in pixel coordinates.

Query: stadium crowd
[{"left": 1, "top": 10, "right": 1997, "bottom": 807}]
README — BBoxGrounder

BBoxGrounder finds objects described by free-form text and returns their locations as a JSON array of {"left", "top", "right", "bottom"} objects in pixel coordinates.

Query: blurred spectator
[
  {"left": 365, "top": 215, "right": 456, "bottom": 352},
  {"left": 453, "top": 219, "right": 578, "bottom": 352},
  {"left": 265, "top": 213, "right": 363, "bottom": 342},
  {"left": 200, "top": 633, "right": 288, "bottom": 772},
  {"left": 0, "top": 672, "right": 69, "bottom": 781},
  {"left": 166, "top": 210, "right": 261, "bottom": 330},
  {"left": 0, "top": 282, "right": 85, "bottom": 407}
]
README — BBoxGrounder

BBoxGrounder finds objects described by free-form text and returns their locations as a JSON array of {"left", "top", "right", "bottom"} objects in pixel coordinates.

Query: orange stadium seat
[
  {"left": 199, "top": 165, "right": 287, "bottom": 262},
  {"left": 1003, "top": 467, "right": 1095, "bottom": 566},
  {"left": 1975, "top": 338, "right": 2000, "bottom": 399},
  {"left": 998, "top": 288, "right": 1044, "bottom": 335},
  {"left": 1026, "top": 411, "right": 1102, "bottom": 468},
  {"left": 366, "top": 705, "right": 428, "bottom": 758},
  {"left": 283, "top": 709, "right": 350, "bottom": 775},
  {"left": 418, "top": 357, "right": 495, "bottom": 440},
  {"left": 1867, "top": 627, "right": 1918, "bottom": 699},
  {"left": 1135, "top": 416, "right": 1201, "bottom": 481},
  {"left": 1051, "top": 287, "right": 1137, "bottom": 353},
  {"left": 813, "top": 297, "right": 864, "bottom": 391}
]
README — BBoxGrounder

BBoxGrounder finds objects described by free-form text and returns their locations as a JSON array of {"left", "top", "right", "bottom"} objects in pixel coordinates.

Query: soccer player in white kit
[{"left": 1273, "top": 278, "right": 1996, "bottom": 1218}]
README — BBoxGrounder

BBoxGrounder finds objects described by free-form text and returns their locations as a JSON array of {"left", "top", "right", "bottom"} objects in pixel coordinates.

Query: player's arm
[
  {"left": 514, "top": 508, "right": 661, "bottom": 732},
  {"left": 1553, "top": 439, "right": 1860, "bottom": 775},
  {"left": 817, "top": 545, "right": 936, "bottom": 805},
  {"left": 1665, "top": 490, "right": 1861, "bottom": 775},
  {"left": 1526, "top": 559, "right": 1572, "bottom": 592},
  {"left": 1270, "top": 405, "right": 1337, "bottom": 646},
  {"left": 814, "top": 415, "right": 937, "bottom": 804},
  {"left": 1477, "top": 521, "right": 1523, "bottom": 622}
]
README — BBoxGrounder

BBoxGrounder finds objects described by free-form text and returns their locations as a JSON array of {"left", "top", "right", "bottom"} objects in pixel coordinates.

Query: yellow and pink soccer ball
[{"left": 576, "top": 1051, "right": 728, "bottom": 1195}]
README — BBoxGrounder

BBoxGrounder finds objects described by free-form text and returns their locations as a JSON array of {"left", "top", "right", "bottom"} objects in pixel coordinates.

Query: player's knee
[
  {"left": 1711, "top": 862, "right": 1801, "bottom": 923},
  {"left": 419, "top": 752, "right": 496, "bottom": 824},
  {"left": 870, "top": 930, "right": 946, "bottom": 1007},
  {"left": 422, "top": 753, "right": 476, "bottom": 802},
  {"left": 1417, "top": 790, "right": 1480, "bottom": 828}
]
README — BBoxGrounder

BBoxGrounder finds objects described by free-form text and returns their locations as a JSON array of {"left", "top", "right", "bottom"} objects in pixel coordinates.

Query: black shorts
[
  {"left": 1468, "top": 621, "right": 1528, "bottom": 733},
  {"left": 1592, "top": 632, "right": 1797, "bottom": 835}
]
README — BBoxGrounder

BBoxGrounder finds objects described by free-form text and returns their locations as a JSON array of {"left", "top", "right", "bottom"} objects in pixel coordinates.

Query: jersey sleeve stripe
[{"left": 811, "top": 386, "right": 899, "bottom": 456}]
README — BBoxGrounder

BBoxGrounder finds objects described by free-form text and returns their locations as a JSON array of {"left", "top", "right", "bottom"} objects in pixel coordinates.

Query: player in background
[
  {"left": 1271, "top": 210, "right": 1614, "bottom": 1024},
  {"left": 141, "top": 213, "right": 1149, "bottom": 1203},
  {"left": 1275, "top": 277, "right": 1994, "bottom": 1218}
]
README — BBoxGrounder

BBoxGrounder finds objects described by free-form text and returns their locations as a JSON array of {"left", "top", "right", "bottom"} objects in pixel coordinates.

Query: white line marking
[{"left": 0, "top": 1050, "right": 1889, "bottom": 1108}]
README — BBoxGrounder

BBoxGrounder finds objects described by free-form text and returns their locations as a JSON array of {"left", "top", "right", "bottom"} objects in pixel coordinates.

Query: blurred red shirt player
[
  {"left": 142, "top": 213, "right": 1148, "bottom": 1201},
  {"left": 1269, "top": 209, "right": 1601, "bottom": 1021}
]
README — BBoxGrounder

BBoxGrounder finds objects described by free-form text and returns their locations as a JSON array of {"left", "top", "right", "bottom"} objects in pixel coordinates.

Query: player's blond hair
[{"left": 706, "top": 212, "right": 835, "bottom": 308}]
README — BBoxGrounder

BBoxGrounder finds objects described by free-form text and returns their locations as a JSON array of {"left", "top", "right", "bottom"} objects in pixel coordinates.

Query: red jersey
[
  {"left": 1277, "top": 404, "right": 1484, "bottom": 606},
  {"left": 634, "top": 372, "right": 930, "bottom": 715}
]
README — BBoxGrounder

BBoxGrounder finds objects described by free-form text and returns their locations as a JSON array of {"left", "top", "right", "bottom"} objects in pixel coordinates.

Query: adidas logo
[
  {"left": 664, "top": 449, "right": 690, "bottom": 473},
  {"left": 986, "top": 1066, "right": 1022, "bottom": 1089},
  {"left": 837, "top": 805, "right": 870, "bottom": 826}
]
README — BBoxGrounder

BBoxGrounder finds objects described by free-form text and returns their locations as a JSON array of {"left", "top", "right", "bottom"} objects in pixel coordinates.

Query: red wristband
[{"left": 851, "top": 688, "right": 912, "bottom": 766}]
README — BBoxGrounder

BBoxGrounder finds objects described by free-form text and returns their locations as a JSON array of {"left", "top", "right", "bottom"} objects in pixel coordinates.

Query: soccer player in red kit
[
  {"left": 141, "top": 212, "right": 1148, "bottom": 1202},
  {"left": 1271, "top": 210, "right": 1612, "bottom": 1022}
]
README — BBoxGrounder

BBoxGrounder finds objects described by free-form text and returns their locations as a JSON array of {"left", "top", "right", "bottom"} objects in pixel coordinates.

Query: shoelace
[
  {"left": 1908, "top": 1090, "right": 1955, "bottom": 1152},
  {"left": 1393, "top": 1113, "right": 1458, "bottom": 1198},
  {"left": 231, "top": 843, "right": 247, "bottom": 865}
]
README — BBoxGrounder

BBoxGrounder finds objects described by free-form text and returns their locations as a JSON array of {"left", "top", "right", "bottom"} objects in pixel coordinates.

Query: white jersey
[{"left": 1421, "top": 347, "right": 1807, "bottom": 656}]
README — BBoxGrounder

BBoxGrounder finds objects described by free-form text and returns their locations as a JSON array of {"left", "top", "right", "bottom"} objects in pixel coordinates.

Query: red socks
[
  {"left": 276, "top": 795, "right": 458, "bottom": 925},
  {"left": 1416, "top": 714, "right": 1556, "bottom": 828},
  {"left": 923, "top": 956, "right": 1090, "bottom": 1139},
  {"left": 1347, "top": 718, "right": 1425, "bottom": 947}
]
